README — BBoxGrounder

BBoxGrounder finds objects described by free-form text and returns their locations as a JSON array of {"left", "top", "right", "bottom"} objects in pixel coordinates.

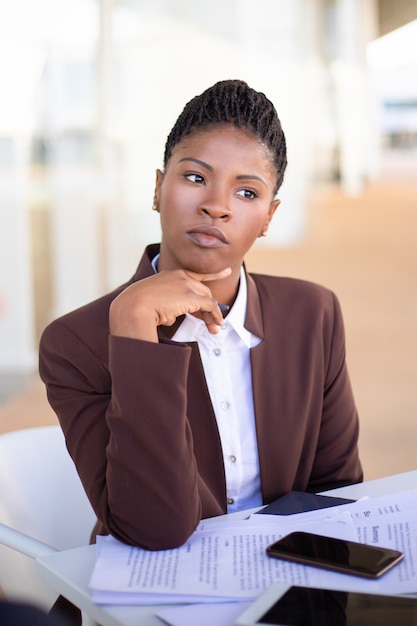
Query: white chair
[{"left": 0, "top": 425, "right": 97, "bottom": 617}]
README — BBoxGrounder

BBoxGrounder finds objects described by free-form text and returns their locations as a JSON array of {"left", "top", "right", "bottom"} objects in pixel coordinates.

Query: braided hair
[{"left": 163, "top": 79, "right": 287, "bottom": 193}]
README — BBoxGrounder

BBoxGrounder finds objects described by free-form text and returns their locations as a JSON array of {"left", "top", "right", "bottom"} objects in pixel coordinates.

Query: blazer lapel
[
  {"left": 185, "top": 342, "right": 226, "bottom": 508},
  {"left": 246, "top": 273, "right": 293, "bottom": 504}
]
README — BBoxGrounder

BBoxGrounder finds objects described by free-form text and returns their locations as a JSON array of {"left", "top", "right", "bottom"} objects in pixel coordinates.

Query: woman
[{"left": 39, "top": 79, "right": 362, "bottom": 552}]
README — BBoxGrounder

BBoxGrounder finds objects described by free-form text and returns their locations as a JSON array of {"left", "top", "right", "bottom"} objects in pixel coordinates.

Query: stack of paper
[{"left": 89, "top": 489, "right": 417, "bottom": 605}]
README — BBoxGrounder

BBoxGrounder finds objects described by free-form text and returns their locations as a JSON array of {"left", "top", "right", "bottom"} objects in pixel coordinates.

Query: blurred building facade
[{"left": 0, "top": 0, "right": 416, "bottom": 370}]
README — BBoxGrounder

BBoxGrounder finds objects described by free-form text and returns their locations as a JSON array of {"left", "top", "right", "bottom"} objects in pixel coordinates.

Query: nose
[{"left": 198, "top": 187, "right": 231, "bottom": 221}]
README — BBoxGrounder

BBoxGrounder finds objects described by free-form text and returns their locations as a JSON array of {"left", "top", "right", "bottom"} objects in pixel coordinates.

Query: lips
[{"left": 187, "top": 225, "right": 229, "bottom": 247}]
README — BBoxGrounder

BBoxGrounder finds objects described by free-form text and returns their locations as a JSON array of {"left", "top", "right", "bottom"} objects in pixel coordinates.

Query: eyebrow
[
  {"left": 178, "top": 157, "right": 267, "bottom": 187},
  {"left": 178, "top": 157, "right": 213, "bottom": 171},
  {"left": 236, "top": 174, "right": 267, "bottom": 188}
]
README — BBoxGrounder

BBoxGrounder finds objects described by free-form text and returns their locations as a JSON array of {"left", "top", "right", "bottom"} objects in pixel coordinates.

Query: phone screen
[
  {"left": 256, "top": 491, "right": 354, "bottom": 516},
  {"left": 266, "top": 532, "right": 403, "bottom": 578},
  {"left": 255, "top": 586, "right": 417, "bottom": 625}
]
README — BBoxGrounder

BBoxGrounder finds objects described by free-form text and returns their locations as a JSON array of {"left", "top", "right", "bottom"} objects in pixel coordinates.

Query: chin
[
  {"left": 185, "top": 263, "right": 219, "bottom": 276},
  {"left": 181, "top": 250, "right": 225, "bottom": 275}
]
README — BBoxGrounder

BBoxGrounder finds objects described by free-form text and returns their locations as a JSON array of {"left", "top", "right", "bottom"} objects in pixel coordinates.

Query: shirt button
[
  {"left": 229, "top": 455, "right": 237, "bottom": 463},
  {"left": 220, "top": 400, "right": 230, "bottom": 410},
  {"left": 227, "top": 498, "right": 235, "bottom": 505},
  {"left": 213, "top": 348, "right": 221, "bottom": 356}
]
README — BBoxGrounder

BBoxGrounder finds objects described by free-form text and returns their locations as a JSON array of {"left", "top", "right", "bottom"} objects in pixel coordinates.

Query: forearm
[
  {"left": 39, "top": 324, "right": 202, "bottom": 549},
  {"left": 104, "top": 336, "right": 201, "bottom": 548}
]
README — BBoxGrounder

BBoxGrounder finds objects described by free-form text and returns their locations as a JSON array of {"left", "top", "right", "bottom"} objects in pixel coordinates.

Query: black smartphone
[
  {"left": 266, "top": 531, "right": 403, "bottom": 578},
  {"left": 236, "top": 584, "right": 417, "bottom": 626},
  {"left": 256, "top": 491, "right": 355, "bottom": 516}
]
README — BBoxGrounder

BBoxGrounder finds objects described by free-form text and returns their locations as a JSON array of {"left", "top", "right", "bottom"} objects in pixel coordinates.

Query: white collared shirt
[{"left": 152, "top": 256, "right": 263, "bottom": 513}]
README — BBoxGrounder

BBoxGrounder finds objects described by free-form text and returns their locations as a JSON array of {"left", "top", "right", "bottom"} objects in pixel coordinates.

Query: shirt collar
[
  {"left": 151, "top": 254, "right": 160, "bottom": 273},
  {"left": 225, "top": 266, "right": 258, "bottom": 348}
]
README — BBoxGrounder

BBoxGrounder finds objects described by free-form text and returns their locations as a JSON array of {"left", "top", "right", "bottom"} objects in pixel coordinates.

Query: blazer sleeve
[
  {"left": 39, "top": 321, "right": 202, "bottom": 550},
  {"left": 307, "top": 290, "right": 363, "bottom": 492}
]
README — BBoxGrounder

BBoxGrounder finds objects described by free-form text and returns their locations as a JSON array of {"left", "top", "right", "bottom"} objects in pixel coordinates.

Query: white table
[{"left": 36, "top": 470, "right": 417, "bottom": 626}]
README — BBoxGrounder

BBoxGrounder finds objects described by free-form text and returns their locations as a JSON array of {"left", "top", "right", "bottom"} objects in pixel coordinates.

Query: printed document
[{"left": 89, "top": 489, "right": 417, "bottom": 605}]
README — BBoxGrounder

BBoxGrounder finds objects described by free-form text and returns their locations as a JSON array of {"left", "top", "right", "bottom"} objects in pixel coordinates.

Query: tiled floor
[{"left": 1, "top": 172, "right": 416, "bottom": 483}]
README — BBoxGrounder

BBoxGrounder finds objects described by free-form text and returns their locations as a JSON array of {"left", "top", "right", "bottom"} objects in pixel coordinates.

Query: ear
[
  {"left": 153, "top": 169, "right": 164, "bottom": 210},
  {"left": 259, "top": 199, "right": 280, "bottom": 237}
]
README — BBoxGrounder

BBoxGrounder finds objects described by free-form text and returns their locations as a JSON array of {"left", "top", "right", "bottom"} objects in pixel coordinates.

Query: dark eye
[
  {"left": 184, "top": 173, "right": 205, "bottom": 184},
  {"left": 236, "top": 188, "right": 258, "bottom": 199}
]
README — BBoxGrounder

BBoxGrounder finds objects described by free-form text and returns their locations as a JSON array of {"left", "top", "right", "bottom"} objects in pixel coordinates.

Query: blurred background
[{"left": 0, "top": 0, "right": 416, "bottom": 481}]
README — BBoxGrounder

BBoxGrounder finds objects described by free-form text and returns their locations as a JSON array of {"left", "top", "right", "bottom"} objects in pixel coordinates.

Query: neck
[{"left": 205, "top": 268, "right": 242, "bottom": 309}]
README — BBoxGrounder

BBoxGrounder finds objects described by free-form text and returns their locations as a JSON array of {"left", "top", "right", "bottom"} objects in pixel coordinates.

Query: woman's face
[{"left": 154, "top": 125, "right": 280, "bottom": 277}]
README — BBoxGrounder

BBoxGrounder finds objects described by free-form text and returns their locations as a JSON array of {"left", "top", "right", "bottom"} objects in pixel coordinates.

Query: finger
[
  {"left": 200, "top": 311, "right": 223, "bottom": 334},
  {"left": 186, "top": 267, "right": 232, "bottom": 283},
  {"left": 199, "top": 296, "right": 228, "bottom": 326}
]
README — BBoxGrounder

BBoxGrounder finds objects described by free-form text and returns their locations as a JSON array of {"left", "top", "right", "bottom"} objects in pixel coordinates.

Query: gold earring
[{"left": 152, "top": 203, "right": 158, "bottom": 212}]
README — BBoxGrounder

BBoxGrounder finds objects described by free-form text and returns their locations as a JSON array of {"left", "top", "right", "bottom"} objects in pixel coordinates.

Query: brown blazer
[{"left": 39, "top": 244, "right": 362, "bottom": 550}]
